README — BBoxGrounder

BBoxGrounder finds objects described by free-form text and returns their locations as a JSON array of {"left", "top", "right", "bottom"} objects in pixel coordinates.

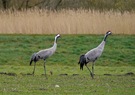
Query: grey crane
[
  {"left": 30, "top": 34, "right": 60, "bottom": 78},
  {"left": 78, "top": 31, "right": 112, "bottom": 79}
]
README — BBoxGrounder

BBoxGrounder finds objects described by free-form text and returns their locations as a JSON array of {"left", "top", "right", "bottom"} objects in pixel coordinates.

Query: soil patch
[{"left": 0, "top": 72, "right": 16, "bottom": 76}]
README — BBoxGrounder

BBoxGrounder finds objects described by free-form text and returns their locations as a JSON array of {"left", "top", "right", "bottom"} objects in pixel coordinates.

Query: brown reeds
[{"left": 0, "top": 9, "right": 135, "bottom": 34}]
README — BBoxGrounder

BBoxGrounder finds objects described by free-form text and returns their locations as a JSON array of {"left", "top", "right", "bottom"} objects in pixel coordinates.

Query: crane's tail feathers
[
  {"left": 80, "top": 62, "right": 84, "bottom": 70},
  {"left": 30, "top": 53, "right": 37, "bottom": 66},
  {"left": 78, "top": 55, "right": 86, "bottom": 70},
  {"left": 30, "top": 60, "right": 33, "bottom": 65}
]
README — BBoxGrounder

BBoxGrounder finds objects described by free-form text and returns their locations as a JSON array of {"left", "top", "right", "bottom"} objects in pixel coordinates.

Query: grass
[
  {"left": 0, "top": 34, "right": 135, "bottom": 66},
  {"left": 0, "top": 34, "right": 135, "bottom": 94},
  {"left": 0, "top": 10, "right": 135, "bottom": 34},
  {"left": 0, "top": 65, "right": 135, "bottom": 95}
]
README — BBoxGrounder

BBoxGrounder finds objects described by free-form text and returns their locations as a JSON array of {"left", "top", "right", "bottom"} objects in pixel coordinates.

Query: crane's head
[
  {"left": 55, "top": 34, "right": 60, "bottom": 39},
  {"left": 55, "top": 34, "right": 60, "bottom": 43},
  {"left": 104, "top": 30, "right": 112, "bottom": 41},
  {"left": 106, "top": 31, "right": 112, "bottom": 35}
]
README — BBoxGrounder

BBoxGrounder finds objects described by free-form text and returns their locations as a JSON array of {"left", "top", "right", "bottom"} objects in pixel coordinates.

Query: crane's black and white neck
[
  {"left": 103, "top": 31, "right": 112, "bottom": 41},
  {"left": 54, "top": 34, "right": 60, "bottom": 43},
  {"left": 96, "top": 31, "right": 112, "bottom": 51},
  {"left": 52, "top": 34, "right": 60, "bottom": 52}
]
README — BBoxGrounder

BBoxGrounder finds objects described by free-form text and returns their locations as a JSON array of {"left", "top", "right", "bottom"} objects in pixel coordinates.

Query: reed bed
[{"left": 0, "top": 9, "right": 135, "bottom": 34}]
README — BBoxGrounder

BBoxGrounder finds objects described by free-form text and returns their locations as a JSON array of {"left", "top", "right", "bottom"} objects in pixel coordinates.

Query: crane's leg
[
  {"left": 32, "top": 62, "right": 36, "bottom": 75},
  {"left": 85, "top": 65, "right": 94, "bottom": 79},
  {"left": 44, "top": 60, "right": 48, "bottom": 79},
  {"left": 92, "top": 62, "right": 95, "bottom": 78}
]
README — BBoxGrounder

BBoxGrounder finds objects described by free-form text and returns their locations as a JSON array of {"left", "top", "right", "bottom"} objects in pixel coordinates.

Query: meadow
[
  {"left": 0, "top": 34, "right": 135, "bottom": 94},
  {"left": 0, "top": 34, "right": 135, "bottom": 66},
  {"left": 0, "top": 68, "right": 135, "bottom": 95},
  {"left": 0, "top": 9, "right": 135, "bottom": 34}
]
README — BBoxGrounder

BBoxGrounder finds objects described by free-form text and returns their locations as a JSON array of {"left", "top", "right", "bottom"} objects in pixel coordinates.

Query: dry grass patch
[{"left": 0, "top": 9, "right": 135, "bottom": 34}]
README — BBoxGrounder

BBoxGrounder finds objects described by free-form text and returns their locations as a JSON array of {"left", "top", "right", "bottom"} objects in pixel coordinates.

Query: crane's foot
[
  {"left": 45, "top": 74, "right": 48, "bottom": 79},
  {"left": 32, "top": 72, "right": 35, "bottom": 76},
  {"left": 90, "top": 73, "right": 94, "bottom": 79},
  {"left": 45, "top": 76, "right": 48, "bottom": 79}
]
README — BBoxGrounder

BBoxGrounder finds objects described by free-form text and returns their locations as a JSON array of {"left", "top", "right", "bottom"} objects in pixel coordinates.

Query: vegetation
[
  {"left": 0, "top": 27, "right": 135, "bottom": 95},
  {"left": 0, "top": 10, "right": 135, "bottom": 34},
  {"left": 0, "top": 34, "right": 135, "bottom": 66},
  {"left": 0, "top": 65, "right": 135, "bottom": 94},
  {"left": 0, "top": 0, "right": 135, "bottom": 12}
]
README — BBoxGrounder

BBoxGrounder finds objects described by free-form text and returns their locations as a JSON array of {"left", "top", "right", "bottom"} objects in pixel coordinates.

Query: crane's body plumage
[
  {"left": 30, "top": 34, "right": 60, "bottom": 78},
  {"left": 78, "top": 31, "right": 112, "bottom": 79},
  {"left": 85, "top": 41, "right": 105, "bottom": 63},
  {"left": 37, "top": 43, "right": 57, "bottom": 60}
]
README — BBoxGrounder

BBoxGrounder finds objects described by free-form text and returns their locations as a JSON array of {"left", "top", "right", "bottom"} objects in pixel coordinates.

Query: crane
[
  {"left": 78, "top": 31, "right": 112, "bottom": 79},
  {"left": 30, "top": 34, "right": 60, "bottom": 78}
]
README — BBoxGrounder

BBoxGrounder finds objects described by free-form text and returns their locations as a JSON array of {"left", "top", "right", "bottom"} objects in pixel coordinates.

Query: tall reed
[{"left": 0, "top": 9, "right": 135, "bottom": 34}]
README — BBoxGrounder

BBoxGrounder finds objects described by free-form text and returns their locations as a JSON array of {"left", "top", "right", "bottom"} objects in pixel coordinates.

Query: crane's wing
[
  {"left": 37, "top": 49, "right": 53, "bottom": 60},
  {"left": 85, "top": 48, "right": 102, "bottom": 62}
]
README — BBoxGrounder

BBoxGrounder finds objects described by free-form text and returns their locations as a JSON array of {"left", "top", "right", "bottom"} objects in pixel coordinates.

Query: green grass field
[
  {"left": 0, "top": 34, "right": 135, "bottom": 66},
  {"left": 0, "top": 34, "right": 135, "bottom": 94},
  {"left": 0, "top": 70, "right": 135, "bottom": 95}
]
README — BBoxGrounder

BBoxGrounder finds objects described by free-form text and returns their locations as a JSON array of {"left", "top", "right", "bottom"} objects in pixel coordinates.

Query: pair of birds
[{"left": 30, "top": 31, "right": 112, "bottom": 79}]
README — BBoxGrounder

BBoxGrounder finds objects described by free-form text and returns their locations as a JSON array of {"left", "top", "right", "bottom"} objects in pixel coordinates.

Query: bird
[
  {"left": 30, "top": 34, "right": 60, "bottom": 78},
  {"left": 78, "top": 31, "right": 112, "bottom": 79}
]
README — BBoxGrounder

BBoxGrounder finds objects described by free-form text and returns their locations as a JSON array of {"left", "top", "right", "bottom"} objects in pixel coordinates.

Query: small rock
[{"left": 55, "top": 85, "right": 60, "bottom": 88}]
